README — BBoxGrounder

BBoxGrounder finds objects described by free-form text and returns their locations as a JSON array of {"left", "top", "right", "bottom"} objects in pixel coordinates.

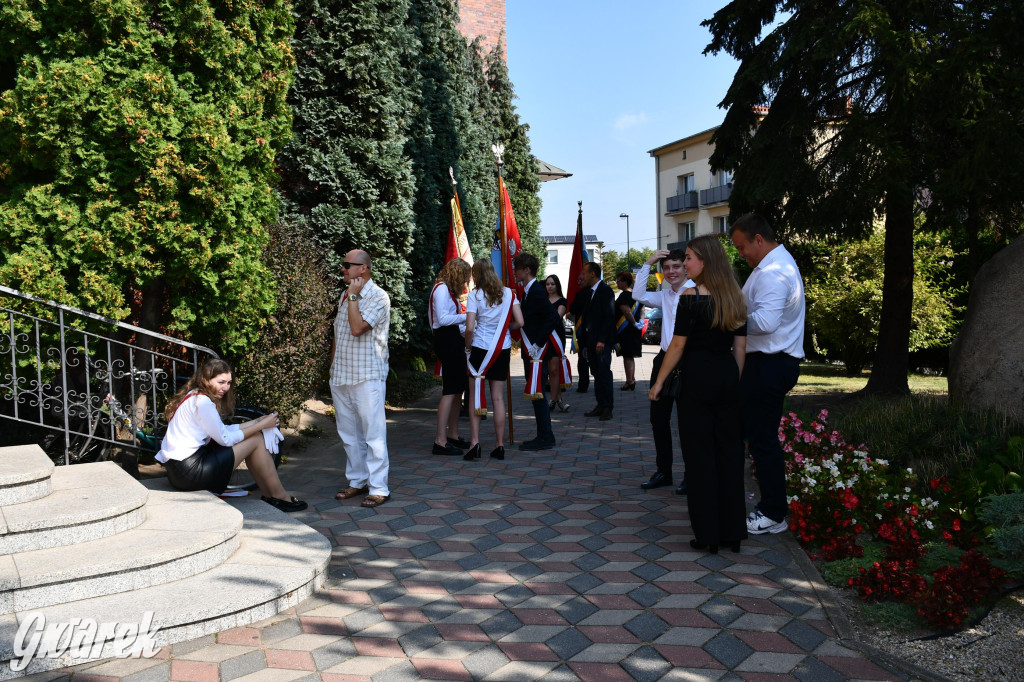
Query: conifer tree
[
  {"left": 0, "top": 0, "right": 294, "bottom": 354},
  {"left": 279, "top": 0, "right": 416, "bottom": 344},
  {"left": 485, "top": 41, "right": 544, "bottom": 265}
]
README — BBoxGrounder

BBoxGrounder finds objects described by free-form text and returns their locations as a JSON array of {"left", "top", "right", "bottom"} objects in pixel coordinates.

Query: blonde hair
[
  {"left": 436, "top": 258, "right": 471, "bottom": 297},
  {"left": 165, "top": 358, "right": 235, "bottom": 421},
  {"left": 472, "top": 259, "right": 504, "bottom": 307},
  {"left": 687, "top": 235, "right": 747, "bottom": 332}
]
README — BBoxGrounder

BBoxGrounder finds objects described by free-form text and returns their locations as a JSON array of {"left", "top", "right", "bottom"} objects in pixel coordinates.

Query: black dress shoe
[
  {"left": 448, "top": 436, "right": 471, "bottom": 449},
  {"left": 489, "top": 445, "right": 505, "bottom": 460},
  {"left": 262, "top": 496, "right": 308, "bottom": 512},
  {"left": 641, "top": 472, "right": 673, "bottom": 490},
  {"left": 675, "top": 479, "right": 688, "bottom": 496},
  {"left": 462, "top": 443, "right": 482, "bottom": 460},
  {"left": 584, "top": 406, "right": 603, "bottom": 417},
  {"left": 433, "top": 442, "right": 463, "bottom": 456},
  {"left": 518, "top": 438, "right": 555, "bottom": 451},
  {"left": 598, "top": 409, "right": 613, "bottom": 421},
  {"left": 576, "top": 385, "right": 589, "bottom": 393},
  {"left": 690, "top": 539, "right": 718, "bottom": 554}
]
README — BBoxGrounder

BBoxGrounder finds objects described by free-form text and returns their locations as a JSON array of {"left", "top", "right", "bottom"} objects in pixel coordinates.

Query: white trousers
[{"left": 330, "top": 380, "right": 390, "bottom": 496}]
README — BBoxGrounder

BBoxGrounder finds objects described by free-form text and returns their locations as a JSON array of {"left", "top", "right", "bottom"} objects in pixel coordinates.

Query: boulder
[{"left": 949, "top": 234, "right": 1024, "bottom": 420}]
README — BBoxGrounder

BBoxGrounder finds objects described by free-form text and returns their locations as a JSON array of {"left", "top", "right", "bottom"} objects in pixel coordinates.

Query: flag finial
[
  {"left": 449, "top": 166, "right": 457, "bottom": 187},
  {"left": 491, "top": 143, "right": 505, "bottom": 166}
]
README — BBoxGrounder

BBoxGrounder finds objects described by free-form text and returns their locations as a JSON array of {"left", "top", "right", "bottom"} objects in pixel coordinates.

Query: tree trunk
[{"left": 865, "top": 188, "right": 914, "bottom": 396}]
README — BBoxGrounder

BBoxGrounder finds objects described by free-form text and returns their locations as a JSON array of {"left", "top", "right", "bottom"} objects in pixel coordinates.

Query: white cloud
[{"left": 614, "top": 112, "right": 648, "bottom": 130}]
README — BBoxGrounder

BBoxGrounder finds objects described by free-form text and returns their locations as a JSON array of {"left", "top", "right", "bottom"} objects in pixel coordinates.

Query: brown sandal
[
  {"left": 361, "top": 494, "right": 389, "bottom": 508},
  {"left": 335, "top": 486, "right": 369, "bottom": 500}
]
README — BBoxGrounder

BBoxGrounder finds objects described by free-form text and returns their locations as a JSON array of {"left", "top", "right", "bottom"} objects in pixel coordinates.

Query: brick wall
[{"left": 457, "top": 0, "right": 507, "bottom": 60}]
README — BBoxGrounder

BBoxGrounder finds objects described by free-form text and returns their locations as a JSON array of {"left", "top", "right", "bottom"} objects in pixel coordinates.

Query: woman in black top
[
  {"left": 545, "top": 275, "right": 570, "bottom": 412},
  {"left": 614, "top": 272, "right": 643, "bottom": 390},
  {"left": 650, "top": 235, "right": 747, "bottom": 554}
]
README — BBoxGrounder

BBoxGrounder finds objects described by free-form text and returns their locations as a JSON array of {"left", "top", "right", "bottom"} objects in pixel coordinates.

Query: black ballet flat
[
  {"left": 489, "top": 445, "right": 505, "bottom": 460},
  {"left": 690, "top": 539, "right": 718, "bottom": 554},
  {"left": 462, "top": 444, "right": 481, "bottom": 461}
]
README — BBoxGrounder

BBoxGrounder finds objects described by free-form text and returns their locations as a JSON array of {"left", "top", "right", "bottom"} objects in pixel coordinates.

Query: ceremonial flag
[
  {"left": 490, "top": 177, "right": 523, "bottom": 298},
  {"left": 565, "top": 203, "right": 589, "bottom": 306},
  {"left": 445, "top": 192, "right": 474, "bottom": 266}
]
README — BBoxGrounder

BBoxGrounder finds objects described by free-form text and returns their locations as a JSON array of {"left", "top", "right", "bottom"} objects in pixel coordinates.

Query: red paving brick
[
  {"left": 454, "top": 593, "right": 503, "bottom": 609},
  {"left": 327, "top": 589, "right": 374, "bottom": 605},
  {"left": 215, "top": 627, "right": 261, "bottom": 647},
  {"left": 169, "top": 660, "right": 219, "bottom": 682},
  {"left": 729, "top": 596, "right": 791, "bottom": 615},
  {"left": 319, "top": 674, "right": 373, "bottom": 682},
  {"left": 434, "top": 623, "right": 491, "bottom": 642},
  {"left": 655, "top": 644, "right": 728, "bottom": 669},
  {"left": 576, "top": 626, "right": 641, "bottom": 643},
  {"left": 734, "top": 631, "right": 805, "bottom": 653},
  {"left": 300, "top": 615, "right": 350, "bottom": 635},
  {"left": 379, "top": 605, "right": 430, "bottom": 622},
  {"left": 652, "top": 609, "right": 719, "bottom": 628},
  {"left": 585, "top": 594, "right": 640, "bottom": 609},
  {"left": 511, "top": 608, "right": 569, "bottom": 625},
  {"left": 352, "top": 638, "right": 406, "bottom": 658},
  {"left": 819, "top": 656, "right": 904, "bottom": 680},
  {"left": 265, "top": 649, "right": 317, "bottom": 671}
]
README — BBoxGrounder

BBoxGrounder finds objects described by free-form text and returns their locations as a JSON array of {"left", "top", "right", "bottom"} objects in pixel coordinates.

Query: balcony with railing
[
  {"left": 700, "top": 183, "right": 732, "bottom": 206},
  {"left": 666, "top": 191, "right": 698, "bottom": 213}
]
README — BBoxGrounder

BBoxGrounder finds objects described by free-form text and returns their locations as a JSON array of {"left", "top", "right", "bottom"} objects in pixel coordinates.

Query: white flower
[
  {"left": 904, "top": 487, "right": 911, "bottom": 493},
  {"left": 924, "top": 520, "right": 934, "bottom": 530},
  {"left": 876, "top": 513, "right": 883, "bottom": 520}
]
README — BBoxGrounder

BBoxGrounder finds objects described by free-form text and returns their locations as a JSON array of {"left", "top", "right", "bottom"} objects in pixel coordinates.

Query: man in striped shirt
[{"left": 330, "top": 249, "right": 392, "bottom": 508}]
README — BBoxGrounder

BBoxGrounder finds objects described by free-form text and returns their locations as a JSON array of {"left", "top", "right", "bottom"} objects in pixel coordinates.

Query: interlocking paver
[{"left": 64, "top": 349, "right": 915, "bottom": 681}]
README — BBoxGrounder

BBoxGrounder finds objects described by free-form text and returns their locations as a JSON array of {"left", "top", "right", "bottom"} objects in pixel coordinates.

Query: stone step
[
  {"left": 0, "top": 446, "right": 54, "bottom": 507},
  {"left": 0, "top": 496, "right": 331, "bottom": 679},
  {"left": 0, "top": 462, "right": 147, "bottom": 555},
  {"left": 0, "top": 489, "right": 243, "bottom": 615}
]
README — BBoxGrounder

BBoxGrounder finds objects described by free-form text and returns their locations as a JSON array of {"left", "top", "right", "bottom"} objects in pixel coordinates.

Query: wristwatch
[{"left": 349, "top": 294, "right": 361, "bottom": 301}]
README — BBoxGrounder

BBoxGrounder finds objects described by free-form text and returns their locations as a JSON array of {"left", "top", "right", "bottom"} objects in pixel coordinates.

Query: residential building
[
  {"left": 542, "top": 235, "right": 602, "bottom": 286},
  {"left": 648, "top": 126, "right": 734, "bottom": 250}
]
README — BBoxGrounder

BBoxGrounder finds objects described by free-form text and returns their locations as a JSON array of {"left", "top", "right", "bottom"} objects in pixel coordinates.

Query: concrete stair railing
[{"left": 0, "top": 445, "right": 330, "bottom": 679}]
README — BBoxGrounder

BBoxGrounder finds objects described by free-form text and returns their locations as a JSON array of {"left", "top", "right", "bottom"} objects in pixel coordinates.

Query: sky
[{"left": 504, "top": 0, "right": 740, "bottom": 254}]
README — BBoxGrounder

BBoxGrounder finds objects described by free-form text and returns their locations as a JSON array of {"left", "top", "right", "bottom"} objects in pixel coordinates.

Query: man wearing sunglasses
[{"left": 330, "top": 249, "right": 392, "bottom": 508}]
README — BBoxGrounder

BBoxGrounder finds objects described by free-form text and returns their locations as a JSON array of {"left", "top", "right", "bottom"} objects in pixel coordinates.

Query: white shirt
[
  {"left": 632, "top": 262, "right": 696, "bottom": 352},
  {"left": 429, "top": 283, "right": 466, "bottom": 332},
  {"left": 156, "top": 393, "right": 244, "bottom": 462},
  {"left": 467, "top": 287, "right": 516, "bottom": 351},
  {"left": 330, "top": 278, "right": 391, "bottom": 385},
  {"left": 742, "top": 244, "right": 805, "bottom": 358}
]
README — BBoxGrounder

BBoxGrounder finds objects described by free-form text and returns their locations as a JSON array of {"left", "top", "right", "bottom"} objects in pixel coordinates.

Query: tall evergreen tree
[
  {"left": 459, "top": 38, "right": 500, "bottom": 261},
  {"left": 279, "top": 0, "right": 416, "bottom": 344},
  {"left": 702, "top": 0, "right": 1022, "bottom": 395},
  {"left": 0, "top": 0, "right": 294, "bottom": 354},
  {"left": 485, "top": 41, "right": 544, "bottom": 265},
  {"left": 403, "top": 0, "right": 467, "bottom": 350}
]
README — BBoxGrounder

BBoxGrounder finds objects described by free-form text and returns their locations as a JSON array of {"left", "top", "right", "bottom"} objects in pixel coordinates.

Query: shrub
[
  {"left": 234, "top": 222, "right": 333, "bottom": 422},
  {"left": 978, "top": 492, "right": 1024, "bottom": 569}
]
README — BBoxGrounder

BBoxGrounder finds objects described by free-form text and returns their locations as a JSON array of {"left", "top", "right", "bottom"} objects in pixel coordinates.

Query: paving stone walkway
[{"left": 38, "top": 347, "right": 914, "bottom": 682}]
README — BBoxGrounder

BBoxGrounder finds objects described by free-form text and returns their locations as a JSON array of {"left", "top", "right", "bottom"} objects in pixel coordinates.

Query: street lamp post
[{"left": 619, "top": 213, "right": 630, "bottom": 270}]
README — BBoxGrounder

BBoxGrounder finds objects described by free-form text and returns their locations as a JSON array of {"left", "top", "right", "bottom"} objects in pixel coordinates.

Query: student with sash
[
  {"left": 513, "top": 253, "right": 562, "bottom": 451},
  {"left": 429, "top": 258, "right": 472, "bottom": 456},
  {"left": 464, "top": 259, "right": 524, "bottom": 461},
  {"left": 544, "top": 274, "right": 571, "bottom": 413},
  {"left": 614, "top": 271, "right": 644, "bottom": 391}
]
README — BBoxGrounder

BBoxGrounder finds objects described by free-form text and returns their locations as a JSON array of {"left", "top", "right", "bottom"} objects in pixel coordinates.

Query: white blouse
[
  {"left": 155, "top": 392, "right": 244, "bottom": 462},
  {"left": 467, "top": 288, "right": 516, "bottom": 351}
]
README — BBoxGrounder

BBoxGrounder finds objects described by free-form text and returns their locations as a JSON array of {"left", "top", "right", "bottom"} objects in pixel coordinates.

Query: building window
[
  {"left": 676, "top": 173, "right": 695, "bottom": 195},
  {"left": 586, "top": 249, "right": 595, "bottom": 262},
  {"left": 681, "top": 222, "right": 696, "bottom": 241},
  {"left": 546, "top": 250, "right": 558, "bottom": 264},
  {"left": 711, "top": 169, "right": 732, "bottom": 187},
  {"left": 714, "top": 216, "right": 729, "bottom": 234}
]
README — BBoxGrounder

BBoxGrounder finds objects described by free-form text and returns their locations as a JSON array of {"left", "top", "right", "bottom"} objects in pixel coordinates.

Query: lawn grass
[{"left": 793, "top": 362, "right": 947, "bottom": 396}]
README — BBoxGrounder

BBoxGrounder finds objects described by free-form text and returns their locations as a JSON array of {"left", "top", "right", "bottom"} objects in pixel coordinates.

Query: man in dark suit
[
  {"left": 512, "top": 253, "right": 559, "bottom": 451},
  {"left": 568, "top": 275, "right": 591, "bottom": 393},
  {"left": 580, "top": 262, "right": 617, "bottom": 420}
]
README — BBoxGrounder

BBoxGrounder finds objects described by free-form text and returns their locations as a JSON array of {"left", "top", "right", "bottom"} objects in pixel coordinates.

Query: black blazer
[
  {"left": 568, "top": 287, "right": 592, "bottom": 345},
  {"left": 584, "top": 281, "right": 617, "bottom": 347},
  {"left": 520, "top": 279, "right": 560, "bottom": 346}
]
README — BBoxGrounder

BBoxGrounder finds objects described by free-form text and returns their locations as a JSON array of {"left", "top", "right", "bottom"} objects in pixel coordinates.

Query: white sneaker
[
  {"left": 746, "top": 510, "right": 788, "bottom": 535},
  {"left": 557, "top": 400, "right": 570, "bottom": 413}
]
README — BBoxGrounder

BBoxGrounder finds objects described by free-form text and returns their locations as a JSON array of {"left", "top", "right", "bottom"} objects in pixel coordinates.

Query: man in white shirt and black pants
[{"left": 730, "top": 214, "right": 805, "bottom": 535}]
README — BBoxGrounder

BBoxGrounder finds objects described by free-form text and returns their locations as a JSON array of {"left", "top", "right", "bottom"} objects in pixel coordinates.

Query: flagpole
[{"left": 492, "top": 144, "right": 514, "bottom": 445}]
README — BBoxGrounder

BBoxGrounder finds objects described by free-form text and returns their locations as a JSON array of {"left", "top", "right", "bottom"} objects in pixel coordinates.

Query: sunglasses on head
[{"left": 342, "top": 261, "right": 366, "bottom": 269}]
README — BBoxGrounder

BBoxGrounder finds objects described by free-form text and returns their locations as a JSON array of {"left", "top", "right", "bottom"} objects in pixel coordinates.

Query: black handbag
[{"left": 661, "top": 366, "right": 683, "bottom": 399}]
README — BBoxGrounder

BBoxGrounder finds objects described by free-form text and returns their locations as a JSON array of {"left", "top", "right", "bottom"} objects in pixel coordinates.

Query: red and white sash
[
  {"left": 466, "top": 291, "right": 514, "bottom": 415},
  {"left": 520, "top": 328, "right": 571, "bottom": 398}
]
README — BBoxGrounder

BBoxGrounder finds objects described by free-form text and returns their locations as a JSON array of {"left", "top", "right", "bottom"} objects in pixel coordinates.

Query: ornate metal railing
[{"left": 1, "top": 285, "right": 218, "bottom": 466}]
